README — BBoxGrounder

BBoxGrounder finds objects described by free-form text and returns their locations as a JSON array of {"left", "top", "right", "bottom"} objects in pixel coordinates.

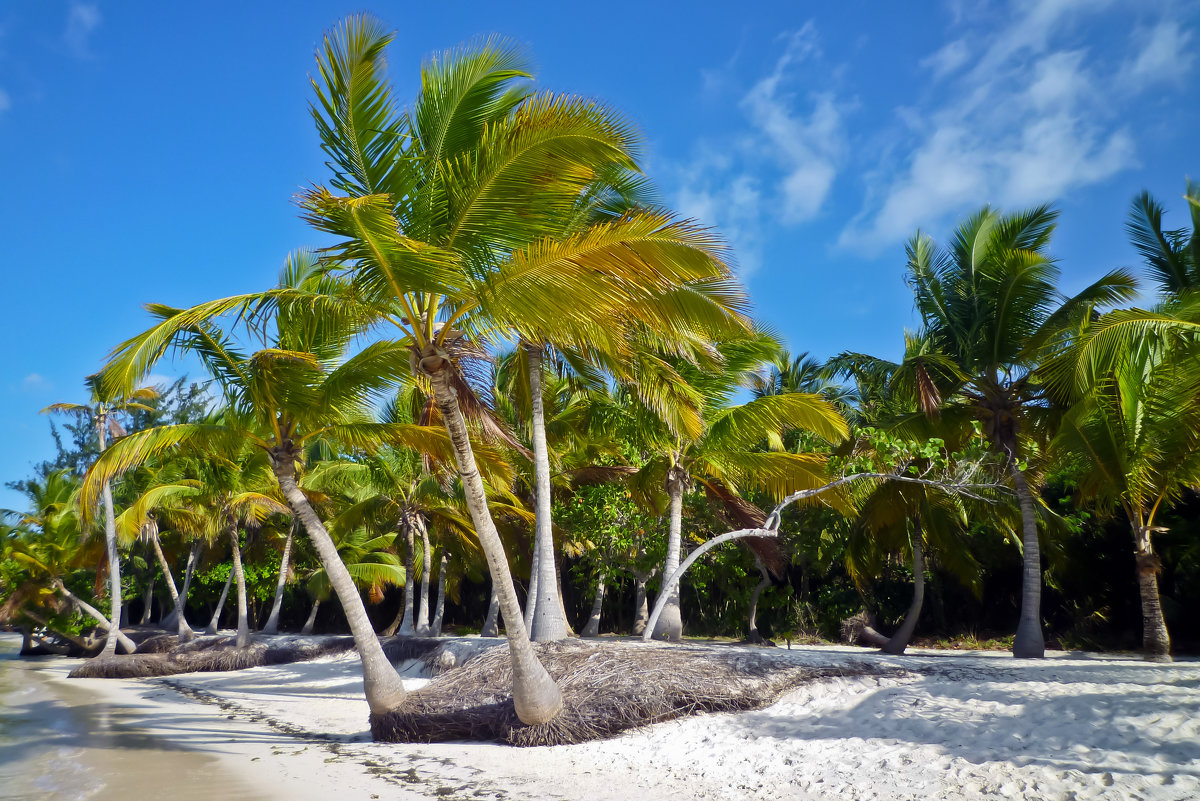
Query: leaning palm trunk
[
  {"left": 523, "top": 546, "right": 539, "bottom": 630},
  {"left": 1009, "top": 456, "right": 1045, "bottom": 658},
  {"left": 205, "top": 570, "right": 233, "bottom": 635},
  {"left": 228, "top": 527, "right": 252, "bottom": 648},
  {"left": 425, "top": 358, "right": 562, "bottom": 724},
  {"left": 526, "top": 345, "right": 567, "bottom": 642},
  {"left": 481, "top": 583, "right": 500, "bottom": 637},
  {"left": 652, "top": 470, "right": 686, "bottom": 641},
  {"left": 272, "top": 460, "right": 408, "bottom": 716},
  {"left": 148, "top": 527, "right": 194, "bottom": 642},
  {"left": 416, "top": 523, "right": 431, "bottom": 635},
  {"left": 882, "top": 532, "right": 925, "bottom": 655},
  {"left": 431, "top": 552, "right": 447, "bottom": 636},
  {"left": 1134, "top": 526, "right": 1171, "bottom": 660},
  {"left": 162, "top": 542, "right": 199, "bottom": 632},
  {"left": 301, "top": 598, "right": 321, "bottom": 635},
  {"left": 97, "top": 420, "right": 123, "bottom": 657},
  {"left": 581, "top": 571, "right": 606, "bottom": 637},
  {"left": 53, "top": 579, "right": 138, "bottom": 653},
  {"left": 746, "top": 560, "right": 771, "bottom": 643},
  {"left": 262, "top": 523, "right": 295, "bottom": 635}
]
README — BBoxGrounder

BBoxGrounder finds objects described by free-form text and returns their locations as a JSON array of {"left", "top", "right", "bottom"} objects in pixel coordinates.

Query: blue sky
[{"left": 2, "top": 0, "right": 1197, "bottom": 510}]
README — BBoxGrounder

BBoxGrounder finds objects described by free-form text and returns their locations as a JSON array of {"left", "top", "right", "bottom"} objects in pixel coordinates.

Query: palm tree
[
  {"left": 1126, "top": 180, "right": 1200, "bottom": 296},
  {"left": 44, "top": 379, "right": 158, "bottom": 655},
  {"left": 905, "top": 205, "right": 1136, "bottom": 657}
]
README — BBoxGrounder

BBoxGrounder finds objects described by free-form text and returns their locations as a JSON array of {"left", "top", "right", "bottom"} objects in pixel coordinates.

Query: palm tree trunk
[
  {"left": 97, "top": 418, "right": 123, "bottom": 657},
  {"left": 632, "top": 570, "right": 651, "bottom": 636},
  {"left": 148, "top": 528, "right": 194, "bottom": 642},
  {"left": 526, "top": 344, "right": 568, "bottom": 642},
  {"left": 746, "top": 559, "right": 771, "bottom": 643},
  {"left": 398, "top": 518, "right": 416, "bottom": 635},
  {"left": 272, "top": 460, "right": 407, "bottom": 716},
  {"left": 1009, "top": 456, "right": 1045, "bottom": 658},
  {"left": 431, "top": 552, "right": 447, "bottom": 636},
  {"left": 228, "top": 527, "right": 251, "bottom": 648},
  {"left": 53, "top": 580, "right": 137, "bottom": 653},
  {"left": 162, "top": 541, "right": 199, "bottom": 631},
  {"left": 426, "top": 359, "right": 562, "bottom": 724},
  {"left": 652, "top": 469, "right": 686, "bottom": 641},
  {"left": 481, "top": 582, "right": 500, "bottom": 637},
  {"left": 581, "top": 571, "right": 606, "bottom": 637},
  {"left": 139, "top": 579, "right": 155, "bottom": 624},
  {"left": 883, "top": 530, "right": 925, "bottom": 655},
  {"left": 523, "top": 545, "right": 539, "bottom": 630},
  {"left": 416, "top": 521, "right": 431, "bottom": 635},
  {"left": 301, "top": 598, "right": 321, "bottom": 635},
  {"left": 205, "top": 570, "right": 232, "bottom": 635},
  {"left": 1134, "top": 526, "right": 1171, "bottom": 660},
  {"left": 262, "top": 523, "right": 295, "bottom": 635}
]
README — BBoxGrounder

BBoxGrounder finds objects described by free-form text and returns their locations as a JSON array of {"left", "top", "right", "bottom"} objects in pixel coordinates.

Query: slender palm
[
  {"left": 1126, "top": 180, "right": 1200, "bottom": 297},
  {"left": 906, "top": 205, "right": 1136, "bottom": 657}
]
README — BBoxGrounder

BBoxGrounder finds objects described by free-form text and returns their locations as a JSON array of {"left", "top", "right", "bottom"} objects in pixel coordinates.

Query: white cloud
[
  {"left": 20, "top": 373, "right": 51, "bottom": 392},
  {"left": 921, "top": 38, "right": 971, "bottom": 80},
  {"left": 64, "top": 2, "right": 101, "bottom": 58},
  {"left": 1121, "top": 21, "right": 1194, "bottom": 88}
]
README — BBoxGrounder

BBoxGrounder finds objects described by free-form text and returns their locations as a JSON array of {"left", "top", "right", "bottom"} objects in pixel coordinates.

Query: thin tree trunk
[
  {"left": 425, "top": 358, "right": 561, "bottom": 724},
  {"left": 581, "top": 571, "right": 606, "bottom": 637},
  {"left": 301, "top": 598, "right": 321, "bottom": 635},
  {"left": 162, "top": 541, "right": 199, "bottom": 632},
  {"left": 139, "top": 579, "right": 155, "bottom": 624},
  {"left": 524, "top": 545, "right": 539, "bottom": 631},
  {"left": 97, "top": 417, "right": 123, "bottom": 657},
  {"left": 262, "top": 523, "right": 295, "bottom": 635},
  {"left": 397, "top": 518, "right": 416, "bottom": 635},
  {"left": 416, "top": 521, "right": 431, "bottom": 635},
  {"left": 1134, "top": 525, "right": 1171, "bottom": 660},
  {"left": 632, "top": 570, "right": 651, "bottom": 636},
  {"left": 652, "top": 468, "right": 686, "bottom": 641},
  {"left": 205, "top": 570, "right": 232, "bottom": 635},
  {"left": 526, "top": 344, "right": 568, "bottom": 642},
  {"left": 481, "top": 582, "right": 500, "bottom": 637},
  {"left": 431, "top": 552, "right": 447, "bottom": 637},
  {"left": 883, "top": 530, "right": 925, "bottom": 655},
  {"left": 228, "top": 527, "right": 251, "bottom": 648},
  {"left": 1009, "top": 456, "right": 1045, "bottom": 658},
  {"left": 148, "top": 528, "right": 194, "bottom": 641},
  {"left": 746, "top": 559, "right": 771, "bottom": 643},
  {"left": 272, "top": 460, "right": 407, "bottom": 716},
  {"left": 53, "top": 580, "right": 137, "bottom": 653}
]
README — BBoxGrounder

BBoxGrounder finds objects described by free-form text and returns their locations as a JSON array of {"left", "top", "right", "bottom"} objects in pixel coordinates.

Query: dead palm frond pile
[{"left": 68, "top": 634, "right": 358, "bottom": 678}]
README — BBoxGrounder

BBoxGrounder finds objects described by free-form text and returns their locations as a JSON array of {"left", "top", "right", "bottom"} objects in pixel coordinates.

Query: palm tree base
[{"left": 1012, "top": 621, "right": 1045, "bottom": 658}]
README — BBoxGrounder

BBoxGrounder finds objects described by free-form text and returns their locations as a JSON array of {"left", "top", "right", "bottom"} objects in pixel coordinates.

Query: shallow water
[{"left": 0, "top": 634, "right": 267, "bottom": 801}]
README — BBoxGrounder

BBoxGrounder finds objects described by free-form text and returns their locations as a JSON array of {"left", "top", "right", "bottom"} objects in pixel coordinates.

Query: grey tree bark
[
  {"left": 147, "top": 525, "right": 194, "bottom": 641},
  {"left": 481, "top": 582, "right": 500, "bottom": 637},
  {"left": 97, "top": 417, "right": 123, "bottom": 657},
  {"left": 301, "top": 598, "right": 321, "bottom": 635},
  {"left": 228, "top": 527, "right": 252, "bottom": 648},
  {"left": 526, "top": 345, "right": 568, "bottom": 642},
  {"left": 262, "top": 523, "right": 295, "bottom": 635},
  {"left": 746, "top": 559, "right": 771, "bottom": 643},
  {"left": 162, "top": 541, "right": 199, "bottom": 632},
  {"left": 425, "top": 354, "right": 562, "bottom": 724},
  {"left": 139, "top": 579, "right": 155, "bottom": 624},
  {"left": 632, "top": 569, "right": 651, "bottom": 636},
  {"left": 1009, "top": 458, "right": 1045, "bottom": 658},
  {"left": 1134, "top": 525, "right": 1171, "bottom": 661},
  {"left": 53, "top": 579, "right": 138, "bottom": 653},
  {"left": 882, "top": 530, "right": 925, "bottom": 655},
  {"left": 651, "top": 467, "right": 686, "bottom": 641},
  {"left": 581, "top": 571, "right": 606, "bottom": 637},
  {"left": 431, "top": 552, "right": 447, "bottom": 636},
  {"left": 523, "top": 545, "right": 539, "bottom": 631},
  {"left": 273, "top": 459, "right": 408, "bottom": 715},
  {"left": 392, "top": 517, "right": 416, "bottom": 636},
  {"left": 416, "top": 522, "right": 431, "bottom": 635},
  {"left": 205, "top": 570, "right": 232, "bottom": 635}
]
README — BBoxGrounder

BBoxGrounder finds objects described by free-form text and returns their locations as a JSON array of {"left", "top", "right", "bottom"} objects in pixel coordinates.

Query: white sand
[{"left": 39, "top": 639, "right": 1200, "bottom": 800}]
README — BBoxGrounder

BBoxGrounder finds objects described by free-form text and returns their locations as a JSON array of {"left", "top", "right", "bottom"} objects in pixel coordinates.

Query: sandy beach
[{"left": 3, "top": 633, "right": 1198, "bottom": 801}]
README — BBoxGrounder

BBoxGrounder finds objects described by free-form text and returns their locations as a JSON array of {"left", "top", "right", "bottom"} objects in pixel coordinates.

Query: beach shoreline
[{"left": 4, "top": 633, "right": 1199, "bottom": 800}]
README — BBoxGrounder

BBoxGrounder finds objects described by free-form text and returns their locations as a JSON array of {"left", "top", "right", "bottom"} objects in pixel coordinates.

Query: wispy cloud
[
  {"left": 20, "top": 373, "right": 51, "bottom": 393},
  {"left": 64, "top": 2, "right": 101, "bottom": 59},
  {"left": 1120, "top": 21, "right": 1194, "bottom": 89},
  {"left": 840, "top": 0, "right": 1183, "bottom": 253}
]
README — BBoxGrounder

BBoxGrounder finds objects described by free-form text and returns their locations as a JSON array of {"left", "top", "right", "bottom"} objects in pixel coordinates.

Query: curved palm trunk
[
  {"left": 632, "top": 570, "right": 651, "bottom": 636},
  {"left": 416, "top": 522, "right": 431, "bottom": 635},
  {"left": 652, "top": 470, "right": 686, "bottom": 641},
  {"left": 882, "top": 531, "right": 925, "bottom": 655},
  {"left": 228, "top": 527, "right": 251, "bottom": 648},
  {"left": 301, "top": 598, "right": 321, "bottom": 635},
  {"left": 746, "top": 560, "right": 771, "bottom": 643},
  {"left": 54, "top": 579, "right": 138, "bottom": 653},
  {"left": 148, "top": 529, "right": 194, "bottom": 642},
  {"left": 426, "top": 361, "right": 562, "bottom": 724},
  {"left": 1134, "top": 525, "right": 1171, "bottom": 660},
  {"left": 272, "top": 461, "right": 407, "bottom": 716},
  {"left": 205, "top": 570, "right": 233, "bottom": 635},
  {"left": 262, "top": 524, "right": 295, "bottom": 635},
  {"left": 139, "top": 579, "right": 155, "bottom": 624},
  {"left": 581, "top": 571, "right": 606, "bottom": 637},
  {"left": 1009, "top": 457, "right": 1045, "bottom": 658},
  {"left": 481, "top": 582, "right": 500, "bottom": 637},
  {"left": 97, "top": 419, "right": 123, "bottom": 657},
  {"left": 431, "top": 552, "right": 447, "bottom": 637},
  {"left": 162, "top": 541, "right": 200, "bottom": 632},
  {"left": 526, "top": 345, "right": 568, "bottom": 642},
  {"left": 523, "top": 546, "right": 539, "bottom": 631}
]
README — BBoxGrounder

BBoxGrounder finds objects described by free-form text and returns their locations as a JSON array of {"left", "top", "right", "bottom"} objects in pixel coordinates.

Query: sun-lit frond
[
  {"left": 704, "top": 392, "right": 848, "bottom": 451},
  {"left": 113, "top": 482, "right": 202, "bottom": 546},
  {"left": 708, "top": 451, "right": 835, "bottom": 505}
]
